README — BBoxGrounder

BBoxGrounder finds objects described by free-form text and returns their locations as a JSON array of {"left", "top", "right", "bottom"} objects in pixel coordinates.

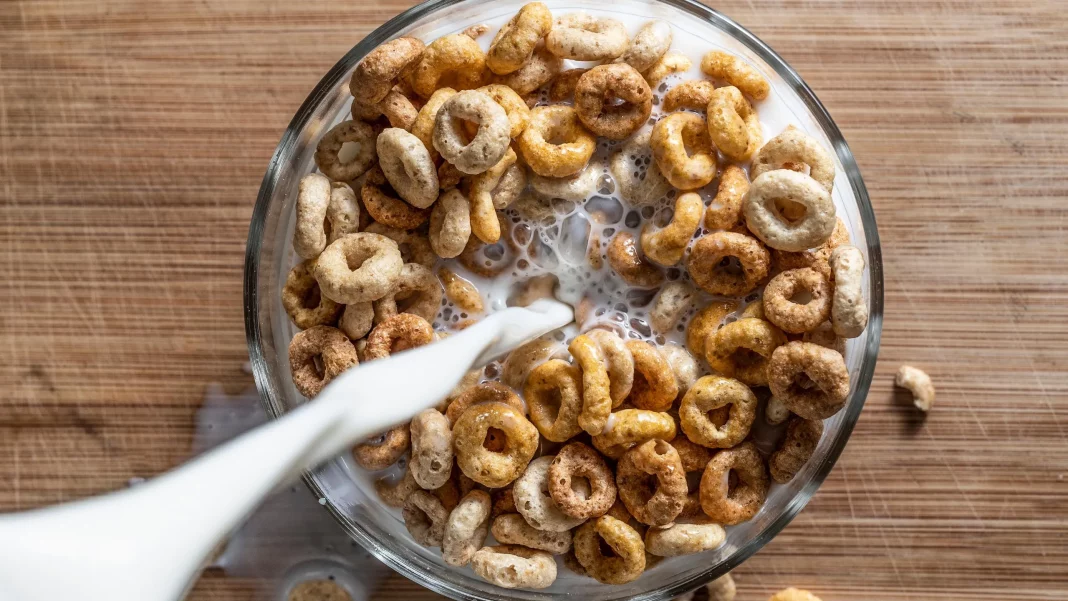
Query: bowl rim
[{"left": 244, "top": 0, "right": 884, "bottom": 598}]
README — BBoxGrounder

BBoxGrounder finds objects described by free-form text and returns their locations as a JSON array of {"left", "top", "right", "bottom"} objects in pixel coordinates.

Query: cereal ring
[
  {"left": 282, "top": 261, "right": 343, "bottom": 329},
  {"left": 372, "top": 263, "right": 443, "bottom": 324},
  {"left": 470, "top": 545, "right": 557, "bottom": 589},
  {"left": 574, "top": 64, "right": 653, "bottom": 140},
  {"left": 446, "top": 382, "right": 525, "bottom": 426},
  {"left": 626, "top": 340, "right": 679, "bottom": 411},
  {"left": 641, "top": 192, "right": 704, "bottom": 267},
  {"left": 410, "top": 87, "right": 456, "bottom": 160},
  {"left": 607, "top": 232, "right": 664, "bottom": 288},
  {"left": 476, "top": 84, "right": 531, "bottom": 138},
  {"left": 350, "top": 97, "right": 383, "bottom": 122},
  {"left": 744, "top": 170, "right": 836, "bottom": 251},
  {"left": 679, "top": 376, "right": 757, "bottom": 448},
  {"left": 645, "top": 522, "right": 726, "bottom": 557},
  {"left": 491, "top": 514, "right": 572, "bottom": 554},
  {"left": 376, "top": 128, "right": 439, "bottom": 208},
  {"left": 650, "top": 281, "right": 696, "bottom": 333},
  {"left": 769, "top": 588, "right": 823, "bottom": 601},
  {"left": 337, "top": 301, "right": 373, "bottom": 340},
  {"left": 573, "top": 516, "right": 646, "bottom": 584},
  {"left": 686, "top": 300, "right": 739, "bottom": 358},
  {"left": 896, "top": 365, "right": 935, "bottom": 412},
  {"left": 519, "top": 105, "right": 596, "bottom": 178},
  {"left": 829, "top": 245, "right": 868, "bottom": 338},
  {"left": 548, "top": 442, "right": 616, "bottom": 519},
  {"left": 374, "top": 466, "right": 419, "bottom": 507},
  {"left": 375, "top": 89, "right": 420, "bottom": 130},
  {"left": 352, "top": 423, "right": 410, "bottom": 470},
  {"left": 403, "top": 489, "right": 449, "bottom": 546},
  {"left": 591, "top": 409, "right": 676, "bottom": 459},
  {"left": 491, "top": 484, "right": 517, "bottom": 518},
  {"left": 769, "top": 416, "right": 823, "bottom": 483},
  {"left": 350, "top": 37, "right": 425, "bottom": 104},
  {"left": 361, "top": 166, "right": 431, "bottom": 230},
  {"left": 704, "top": 165, "right": 749, "bottom": 230},
  {"left": 617, "top": 439, "right": 687, "bottom": 526},
  {"left": 762, "top": 268, "right": 832, "bottom": 334},
  {"left": 705, "top": 318, "right": 787, "bottom": 387},
  {"left": 765, "top": 395, "right": 791, "bottom": 425},
  {"left": 491, "top": 163, "right": 526, "bottom": 209},
  {"left": 659, "top": 344, "right": 699, "bottom": 397},
  {"left": 686, "top": 232, "right": 770, "bottom": 296},
  {"left": 642, "top": 51, "right": 691, "bottom": 87},
  {"left": 327, "top": 182, "right": 362, "bottom": 243},
  {"left": 438, "top": 160, "right": 464, "bottom": 190},
  {"left": 315, "top": 120, "right": 377, "bottom": 182},
  {"left": 442, "top": 490, "right": 492, "bottom": 566},
  {"left": 707, "top": 574, "right": 737, "bottom": 601},
  {"left": 751, "top": 127, "right": 835, "bottom": 192},
  {"left": 494, "top": 44, "right": 562, "bottom": 96},
  {"left": 767, "top": 341, "right": 850, "bottom": 419},
  {"left": 610, "top": 128, "right": 674, "bottom": 206},
  {"left": 528, "top": 161, "right": 600, "bottom": 201},
  {"left": 361, "top": 222, "right": 435, "bottom": 268},
  {"left": 670, "top": 437, "right": 713, "bottom": 519},
  {"left": 569, "top": 334, "right": 613, "bottom": 435},
  {"left": 428, "top": 188, "right": 471, "bottom": 259},
  {"left": 585, "top": 329, "right": 635, "bottom": 405},
  {"left": 501, "top": 337, "right": 567, "bottom": 391},
  {"left": 288, "top": 325, "right": 358, "bottom": 397},
  {"left": 662, "top": 80, "right": 717, "bottom": 113},
  {"left": 651, "top": 112, "right": 718, "bottom": 190},
  {"left": 409, "top": 409, "right": 454, "bottom": 489},
  {"left": 699, "top": 442, "right": 768, "bottom": 524},
  {"left": 410, "top": 34, "right": 486, "bottom": 98},
  {"left": 468, "top": 147, "right": 517, "bottom": 243},
  {"left": 619, "top": 21, "right": 672, "bottom": 73},
  {"left": 548, "top": 68, "right": 588, "bottom": 102},
  {"left": 438, "top": 267, "right": 483, "bottom": 313},
  {"left": 364, "top": 313, "right": 434, "bottom": 360},
  {"left": 513, "top": 456, "right": 586, "bottom": 531},
  {"left": 487, "top": 2, "right": 553, "bottom": 75},
  {"left": 294, "top": 174, "right": 332, "bottom": 259},
  {"left": 525, "top": 359, "right": 584, "bottom": 442},
  {"left": 772, "top": 217, "right": 850, "bottom": 280},
  {"left": 700, "top": 50, "right": 770, "bottom": 101},
  {"left": 433, "top": 90, "right": 511, "bottom": 175},
  {"left": 545, "top": 12, "right": 628, "bottom": 61},
  {"left": 707, "top": 86, "right": 761, "bottom": 162},
  {"left": 454, "top": 402, "right": 539, "bottom": 487}
]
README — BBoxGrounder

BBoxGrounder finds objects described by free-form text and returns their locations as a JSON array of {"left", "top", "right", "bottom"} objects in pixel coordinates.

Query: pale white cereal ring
[
  {"left": 645, "top": 522, "right": 726, "bottom": 557},
  {"left": 529, "top": 160, "right": 600, "bottom": 201},
  {"left": 706, "top": 86, "right": 762, "bottom": 162},
  {"left": 829, "top": 245, "right": 868, "bottom": 338},
  {"left": 492, "top": 163, "right": 526, "bottom": 209},
  {"left": 409, "top": 409, "right": 454, "bottom": 490},
  {"left": 619, "top": 21, "right": 672, "bottom": 73},
  {"left": 491, "top": 514, "right": 572, "bottom": 555},
  {"left": 514, "top": 456, "right": 586, "bottom": 532},
  {"left": 326, "top": 182, "right": 361, "bottom": 244},
  {"left": 294, "top": 174, "right": 331, "bottom": 260},
  {"left": 442, "top": 490, "right": 491, "bottom": 566},
  {"left": 433, "top": 90, "right": 511, "bottom": 175},
  {"left": 338, "top": 301, "right": 373, "bottom": 340},
  {"left": 315, "top": 120, "right": 377, "bottom": 182},
  {"left": 650, "top": 281, "right": 696, "bottom": 333},
  {"left": 895, "top": 365, "right": 935, "bottom": 412},
  {"left": 610, "top": 128, "right": 674, "bottom": 206},
  {"left": 470, "top": 545, "right": 557, "bottom": 589},
  {"left": 468, "top": 147, "right": 518, "bottom": 243},
  {"left": 376, "top": 128, "right": 439, "bottom": 209},
  {"left": 372, "top": 262, "right": 443, "bottom": 324},
  {"left": 744, "top": 170, "right": 836, "bottom": 252},
  {"left": 751, "top": 127, "right": 836, "bottom": 192},
  {"left": 641, "top": 191, "right": 704, "bottom": 267},
  {"left": 487, "top": 2, "right": 554, "bottom": 75},
  {"left": 313, "top": 233, "right": 403, "bottom": 304},
  {"left": 700, "top": 50, "right": 770, "bottom": 100},
  {"left": 546, "top": 13, "right": 629, "bottom": 61},
  {"left": 428, "top": 188, "right": 471, "bottom": 259},
  {"left": 403, "top": 489, "right": 449, "bottom": 546}
]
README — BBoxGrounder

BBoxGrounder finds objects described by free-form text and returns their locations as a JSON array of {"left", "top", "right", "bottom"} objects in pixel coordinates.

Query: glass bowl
[{"left": 244, "top": 0, "right": 883, "bottom": 598}]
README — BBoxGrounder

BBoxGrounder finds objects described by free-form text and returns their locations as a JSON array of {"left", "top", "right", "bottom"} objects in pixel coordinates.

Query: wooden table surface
[{"left": 2, "top": 0, "right": 1066, "bottom": 599}]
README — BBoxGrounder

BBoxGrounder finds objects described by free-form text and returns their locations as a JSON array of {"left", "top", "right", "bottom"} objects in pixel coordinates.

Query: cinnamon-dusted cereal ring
[
  {"left": 626, "top": 340, "right": 679, "bottom": 411},
  {"left": 352, "top": 423, "right": 410, "bottom": 470},
  {"left": 468, "top": 147, "right": 517, "bottom": 243},
  {"left": 619, "top": 21, "right": 672, "bottom": 73},
  {"left": 514, "top": 456, "right": 586, "bottom": 531},
  {"left": 403, "top": 489, "right": 449, "bottom": 546},
  {"left": 699, "top": 442, "right": 768, "bottom": 524},
  {"left": 662, "top": 80, "right": 717, "bottom": 112},
  {"left": 487, "top": 2, "right": 553, "bottom": 75},
  {"left": 410, "top": 409, "right": 454, "bottom": 489},
  {"left": 569, "top": 334, "right": 613, "bottom": 435},
  {"left": 454, "top": 402, "right": 539, "bottom": 487},
  {"left": 410, "top": 34, "right": 486, "bottom": 98},
  {"left": 650, "top": 281, "right": 696, "bottom": 333},
  {"left": 610, "top": 128, "right": 674, "bottom": 206},
  {"left": 645, "top": 522, "right": 726, "bottom": 557},
  {"left": 433, "top": 90, "right": 511, "bottom": 175},
  {"left": 548, "top": 441, "right": 616, "bottom": 519},
  {"left": 896, "top": 365, "right": 935, "bottom": 412},
  {"left": 375, "top": 89, "right": 420, "bottom": 130},
  {"left": 442, "top": 490, "right": 491, "bottom": 566},
  {"left": 765, "top": 395, "right": 791, "bottom": 425},
  {"left": 363, "top": 312, "right": 434, "bottom": 360},
  {"left": 617, "top": 439, "right": 687, "bottom": 526},
  {"left": 642, "top": 51, "right": 691, "bottom": 87},
  {"left": 659, "top": 344, "right": 700, "bottom": 396},
  {"left": 671, "top": 437, "right": 713, "bottom": 519},
  {"left": 651, "top": 112, "right": 718, "bottom": 190},
  {"left": 410, "top": 87, "right": 456, "bottom": 160},
  {"left": 350, "top": 37, "right": 425, "bottom": 104},
  {"left": 476, "top": 84, "right": 531, "bottom": 138},
  {"left": 361, "top": 166, "right": 431, "bottom": 230},
  {"left": 438, "top": 267, "right": 483, "bottom": 313},
  {"left": 519, "top": 105, "right": 596, "bottom": 178},
  {"left": 374, "top": 467, "right": 419, "bottom": 507},
  {"left": 492, "top": 163, "right": 526, "bottom": 209},
  {"left": 282, "top": 261, "right": 343, "bottom": 329},
  {"left": 700, "top": 50, "right": 769, "bottom": 100},
  {"left": 315, "top": 120, "right": 378, "bottom": 182},
  {"left": 585, "top": 329, "right": 635, "bottom": 405},
  {"left": 294, "top": 174, "right": 332, "bottom": 259},
  {"left": 446, "top": 382, "right": 525, "bottom": 426},
  {"left": 706, "top": 86, "right": 762, "bottom": 162},
  {"left": 772, "top": 217, "right": 850, "bottom": 280},
  {"left": 502, "top": 337, "right": 567, "bottom": 391},
  {"left": 829, "top": 245, "right": 868, "bottom": 338},
  {"left": 376, "top": 128, "right": 439, "bottom": 208},
  {"left": 574, "top": 64, "right": 653, "bottom": 140},
  {"left": 769, "top": 416, "right": 823, "bottom": 483},
  {"left": 607, "top": 232, "right": 664, "bottom": 288},
  {"left": 769, "top": 588, "right": 823, "bottom": 601},
  {"left": 705, "top": 318, "right": 787, "bottom": 387},
  {"left": 428, "top": 188, "right": 471, "bottom": 259},
  {"left": 528, "top": 160, "right": 600, "bottom": 201},
  {"left": 704, "top": 165, "right": 749, "bottom": 230},
  {"left": 548, "top": 68, "right": 588, "bottom": 102},
  {"left": 591, "top": 409, "right": 676, "bottom": 459},
  {"left": 762, "top": 268, "right": 832, "bottom": 334},
  {"left": 686, "top": 231, "right": 770, "bottom": 296},
  {"left": 471, "top": 545, "right": 557, "bottom": 589},
  {"left": 641, "top": 192, "right": 704, "bottom": 267},
  {"left": 751, "top": 127, "right": 835, "bottom": 192},
  {"left": 288, "top": 325, "right": 358, "bottom": 397},
  {"left": 491, "top": 514, "right": 571, "bottom": 554},
  {"left": 679, "top": 376, "right": 757, "bottom": 448},
  {"left": 525, "top": 359, "right": 584, "bottom": 442},
  {"left": 372, "top": 263, "right": 442, "bottom": 324},
  {"left": 495, "top": 44, "right": 563, "bottom": 96},
  {"left": 767, "top": 341, "right": 850, "bottom": 419},
  {"left": 744, "top": 170, "right": 836, "bottom": 252},
  {"left": 363, "top": 222, "right": 436, "bottom": 268},
  {"left": 573, "top": 515, "right": 646, "bottom": 584},
  {"left": 546, "top": 13, "right": 629, "bottom": 61},
  {"left": 686, "top": 300, "right": 739, "bottom": 357}
]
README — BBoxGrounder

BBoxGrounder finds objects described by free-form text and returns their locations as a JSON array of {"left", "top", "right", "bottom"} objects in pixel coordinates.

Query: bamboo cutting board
[{"left": 0, "top": 0, "right": 1066, "bottom": 599}]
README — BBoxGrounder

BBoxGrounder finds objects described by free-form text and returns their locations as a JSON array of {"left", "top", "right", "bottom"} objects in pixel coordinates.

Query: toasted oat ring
[
  {"left": 768, "top": 341, "right": 850, "bottom": 419},
  {"left": 313, "top": 233, "right": 403, "bottom": 304},
  {"left": 468, "top": 147, "right": 518, "bottom": 243},
  {"left": 519, "top": 105, "right": 596, "bottom": 178},
  {"left": 548, "top": 442, "right": 616, "bottom": 520},
  {"left": 410, "top": 34, "right": 486, "bottom": 98},
  {"left": 686, "top": 231, "right": 770, "bottom": 296},
  {"left": 574, "top": 64, "right": 653, "bottom": 140},
  {"left": 282, "top": 261, "right": 343, "bottom": 330},
  {"left": 649, "top": 281, "right": 695, "bottom": 333},
  {"left": 442, "top": 490, "right": 492, "bottom": 566},
  {"left": 294, "top": 174, "right": 331, "bottom": 260},
  {"left": 513, "top": 455, "right": 586, "bottom": 531},
  {"left": 409, "top": 409, "right": 454, "bottom": 489},
  {"left": 376, "top": 128, "right": 439, "bottom": 208},
  {"left": 585, "top": 329, "right": 635, "bottom": 405},
  {"left": 410, "top": 87, "right": 456, "bottom": 160},
  {"left": 361, "top": 166, "right": 431, "bottom": 230},
  {"left": 752, "top": 127, "right": 835, "bottom": 192},
  {"left": 350, "top": 37, "right": 425, "bottom": 104},
  {"left": 315, "top": 120, "right": 378, "bottom": 182},
  {"left": 403, "top": 489, "right": 449, "bottom": 546},
  {"left": 641, "top": 192, "right": 703, "bottom": 267},
  {"left": 762, "top": 268, "right": 832, "bottom": 334},
  {"left": 610, "top": 128, "right": 674, "bottom": 206},
  {"left": 528, "top": 161, "right": 600, "bottom": 201},
  {"left": 765, "top": 394, "right": 791, "bottom": 425},
  {"left": 700, "top": 442, "right": 768, "bottom": 524},
  {"left": 288, "top": 325, "right": 358, "bottom": 397},
  {"left": 363, "top": 313, "right": 434, "bottom": 360},
  {"left": 476, "top": 84, "right": 531, "bottom": 138},
  {"left": 573, "top": 515, "right": 646, "bottom": 584},
  {"left": 374, "top": 466, "right": 419, "bottom": 507},
  {"left": 502, "top": 337, "right": 566, "bottom": 391},
  {"left": 651, "top": 112, "right": 718, "bottom": 190},
  {"left": 471, "top": 545, "right": 557, "bottom": 589},
  {"left": 607, "top": 232, "right": 664, "bottom": 288},
  {"left": 433, "top": 90, "right": 511, "bottom": 175},
  {"left": 896, "top": 365, "right": 935, "bottom": 412},
  {"left": 704, "top": 165, "right": 749, "bottom": 230},
  {"left": 494, "top": 44, "right": 562, "bottom": 96},
  {"left": 700, "top": 50, "right": 770, "bottom": 101},
  {"left": 591, "top": 409, "right": 676, "bottom": 459},
  {"left": 620, "top": 21, "right": 672, "bottom": 73},
  {"left": 626, "top": 340, "right": 679, "bottom": 411},
  {"left": 659, "top": 344, "right": 700, "bottom": 397},
  {"left": 454, "top": 402, "right": 539, "bottom": 487},
  {"left": 525, "top": 359, "right": 584, "bottom": 442},
  {"left": 645, "top": 522, "right": 726, "bottom": 557},
  {"left": 546, "top": 13, "right": 629, "bottom": 61},
  {"left": 680, "top": 376, "right": 757, "bottom": 448},
  {"left": 686, "top": 300, "right": 739, "bottom": 358},
  {"left": 372, "top": 263, "right": 443, "bottom": 324},
  {"left": 438, "top": 267, "right": 483, "bottom": 313},
  {"left": 362, "top": 222, "right": 436, "bottom": 268},
  {"left": 491, "top": 163, "right": 526, "bottom": 209},
  {"left": 707, "top": 86, "right": 762, "bottom": 162},
  {"left": 772, "top": 217, "right": 850, "bottom": 280},
  {"left": 446, "top": 382, "right": 525, "bottom": 426},
  {"left": 705, "top": 318, "right": 787, "bottom": 387},
  {"left": 375, "top": 89, "right": 420, "bottom": 130},
  {"left": 491, "top": 514, "right": 572, "bottom": 555},
  {"left": 769, "top": 416, "right": 823, "bottom": 483},
  {"left": 329, "top": 182, "right": 362, "bottom": 241},
  {"left": 352, "top": 423, "right": 410, "bottom": 470},
  {"left": 548, "top": 68, "right": 588, "bottom": 101},
  {"left": 829, "top": 245, "right": 868, "bottom": 338},
  {"left": 745, "top": 170, "right": 836, "bottom": 252},
  {"left": 617, "top": 439, "right": 687, "bottom": 526},
  {"left": 569, "top": 334, "right": 613, "bottom": 435},
  {"left": 642, "top": 51, "right": 691, "bottom": 87},
  {"left": 429, "top": 188, "right": 472, "bottom": 258},
  {"left": 337, "top": 302, "right": 372, "bottom": 341},
  {"left": 663, "top": 80, "right": 717, "bottom": 113},
  {"left": 487, "top": 2, "right": 553, "bottom": 75},
  {"left": 670, "top": 437, "right": 713, "bottom": 519}
]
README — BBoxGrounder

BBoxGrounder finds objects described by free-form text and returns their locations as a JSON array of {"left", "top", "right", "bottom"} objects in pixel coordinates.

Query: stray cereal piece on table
[{"left": 895, "top": 365, "right": 935, "bottom": 412}]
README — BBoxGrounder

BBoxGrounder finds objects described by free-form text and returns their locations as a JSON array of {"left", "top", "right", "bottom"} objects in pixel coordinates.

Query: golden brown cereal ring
[
  {"left": 617, "top": 439, "right": 687, "bottom": 526},
  {"left": 410, "top": 87, "right": 456, "bottom": 161},
  {"left": 896, "top": 365, "right": 935, "bottom": 412},
  {"left": 513, "top": 456, "right": 586, "bottom": 531},
  {"left": 350, "top": 37, "right": 425, "bottom": 104},
  {"left": 619, "top": 21, "right": 672, "bottom": 73},
  {"left": 446, "top": 382, "right": 525, "bottom": 426},
  {"left": 679, "top": 376, "right": 757, "bottom": 448},
  {"left": 762, "top": 267, "right": 833, "bottom": 334},
  {"left": 501, "top": 337, "right": 567, "bottom": 391},
  {"left": 739, "top": 301, "right": 764, "bottom": 320},
  {"left": 476, "top": 84, "right": 531, "bottom": 138},
  {"left": 352, "top": 423, "right": 410, "bottom": 470},
  {"left": 403, "top": 489, "right": 449, "bottom": 546},
  {"left": 491, "top": 163, "right": 526, "bottom": 209},
  {"left": 591, "top": 409, "right": 676, "bottom": 459},
  {"left": 442, "top": 490, "right": 491, "bottom": 566},
  {"left": 649, "top": 281, "right": 696, "bottom": 333},
  {"left": 751, "top": 127, "right": 835, "bottom": 192},
  {"left": 769, "top": 416, "right": 823, "bottom": 483},
  {"left": 671, "top": 437, "right": 713, "bottom": 519},
  {"left": 585, "top": 329, "right": 635, "bottom": 405},
  {"left": 707, "top": 86, "right": 761, "bottom": 162},
  {"left": 767, "top": 341, "right": 850, "bottom": 419},
  {"left": 704, "top": 165, "right": 749, "bottom": 230},
  {"left": 294, "top": 174, "right": 332, "bottom": 260},
  {"left": 772, "top": 217, "right": 850, "bottom": 280},
  {"left": 372, "top": 263, "right": 442, "bottom": 324},
  {"left": 607, "top": 231, "right": 664, "bottom": 288},
  {"left": 519, "top": 105, "right": 596, "bottom": 178},
  {"left": 433, "top": 90, "right": 511, "bottom": 175},
  {"left": 769, "top": 588, "right": 823, "bottom": 601},
  {"left": 528, "top": 161, "right": 600, "bottom": 201},
  {"left": 487, "top": 2, "right": 553, "bottom": 75},
  {"left": 765, "top": 395, "right": 791, "bottom": 425},
  {"left": 494, "top": 43, "right": 563, "bottom": 96},
  {"left": 686, "top": 300, "right": 739, "bottom": 358},
  {"left": 574, "top": 64, "right": 653, "bottom": 140},
  {"left": 491, "top": 514, "right": 572, "bottom": 554},
  {"left": 626, "top": 340, "right": 679, "bottom": 411},
  {"left": 525, "top": 359, "right": 584, "bottom": 442},
  {"left": 569, "top": 334, "right": 613, "bottom": 435},
  {"left": 374, "top": 466, "right": 419, "bottom": 507},
  {"left": 410, "top": 34, "right": 486, "bottom": 98},
  {"left": 438, "top": 267, "right": 483, "bottom": 313},
  {"left": 651, "top": 112, "right": 718, "bottom": 190},
  {"left": 454, "top": 402, "right": 539, "bottom": 487},
  {"left": 376, "top": 128, "right": 439, "bottom": 208},
  {"left": 573, "top": 515, "right": 646, "bottom": 584},
  {"left": 744, "top": 170, "right": 836, "bottom": 252},
  {"left": 315, "top": 120, "right": 378, "bottom": 182},
  {"left": 700, "top": 50, "right": 769, "bottom": 101},
  {"left": 547, "top": 441, "right": 616, "bottom": 519},
  {"left": 641, "top": 192, "right": 704, "bottom": 267},
  {"left": 829, "top": 245, "right": 868, "bottom": 338},
  {"left": 468, "top": 147, "right": 517, "bottom": 243},
  {"left": 427, "top": 188, "right": 471, "bottom": 259},
  {"left": 410, "top": 409, "right": 454, "bottom": 489},
  {"left": 288, "top": 325, "right": 358, "bottom": 397},
  {"left": 705, "top": 318, "right": 787, "bottom": 387},
  {"left": 361, "top": 166, "right": 431, "bottom": 230},
  {"left": 470, "top": 545, "right": 557, "bottom": 589},
  {"left": 642, "top": 51, "right": 691, "bottom": 87},
  {"left": 548, "top": 68, "right": 588, "bottom": 102},
  {"left": 546, "top": 13, "right": 629, "bottom": 61},
  {"left": 375, "top": 89, "right": 420, "bottom": 130},
  {"left": 659, "top": 344, "right": 700, "bottom": 397},
  {"left": 645, "top": 522, "right": 726, "bottom": 557},
  {"left": 699, "top": 441, "right": 768, "bottom": 525},
  {"left": 364, "top": 313, "right": 434, "bottom": 360},
  {"left": 282, "top": 261, "right": 343, "bottom": 329},
  {"left": 662, "top": 80, "right": 717, "bottom": 113},
  {"left": 610, "top": 128, "right": 674, "bottom": 206},
  {"left": 686, "top": 231, "right": 770, "bottom": 296}
]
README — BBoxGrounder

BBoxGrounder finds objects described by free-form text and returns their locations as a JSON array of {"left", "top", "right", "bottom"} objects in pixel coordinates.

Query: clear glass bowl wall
[{"left": 244, "top": 0, "right": 883, "bottom": 599}]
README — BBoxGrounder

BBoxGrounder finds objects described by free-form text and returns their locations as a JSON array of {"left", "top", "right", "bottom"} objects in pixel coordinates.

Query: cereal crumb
[{"left": 895, "top": 365, "right": 935, "bottom": 412}]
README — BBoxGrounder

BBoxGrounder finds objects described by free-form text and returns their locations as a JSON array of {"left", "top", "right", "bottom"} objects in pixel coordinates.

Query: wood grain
[{"left": 1, "top": 0, "right": 1066, "bottom": 599}]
